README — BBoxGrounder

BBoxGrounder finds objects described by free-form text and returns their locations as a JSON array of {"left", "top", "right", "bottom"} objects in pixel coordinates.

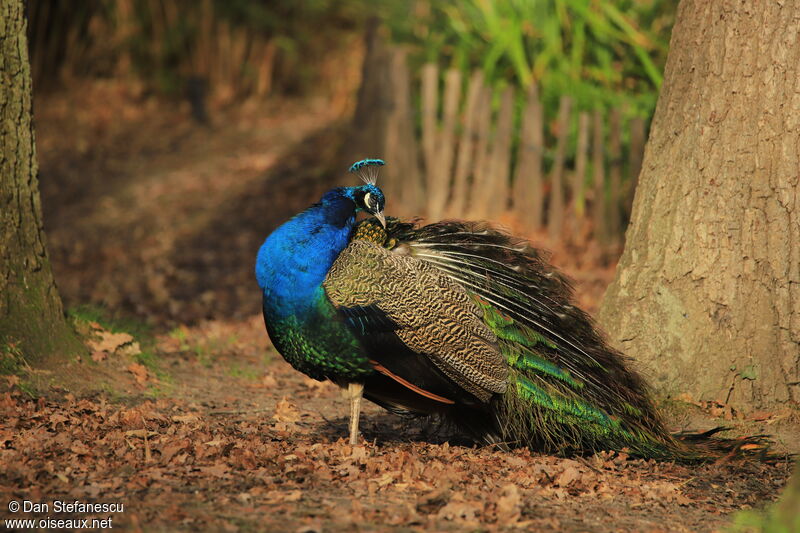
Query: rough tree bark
[
  {"left": 0, "top": 0, "right": 81, "bottom": 363},
  {"left": 599, "top": 1, "right": 800, "bottom": 410}
]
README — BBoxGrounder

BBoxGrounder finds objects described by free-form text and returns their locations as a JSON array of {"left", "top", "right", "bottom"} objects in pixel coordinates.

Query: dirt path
[{"left": 1, "top": 84, "right": 794, "bottom": 532}]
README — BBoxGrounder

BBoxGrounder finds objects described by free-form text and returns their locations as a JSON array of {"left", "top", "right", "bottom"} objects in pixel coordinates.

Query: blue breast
[
  {"left": 256, "top": 191, "right": 356, "bottom": 319},
  {"left": 256, "top": 189, "right": 374, "bottom": 380}
]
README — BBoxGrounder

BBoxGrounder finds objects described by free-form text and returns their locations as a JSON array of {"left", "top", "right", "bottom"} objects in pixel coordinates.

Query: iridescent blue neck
[{"left": 256, "top": 189, "right": 356, "bottom": 318}]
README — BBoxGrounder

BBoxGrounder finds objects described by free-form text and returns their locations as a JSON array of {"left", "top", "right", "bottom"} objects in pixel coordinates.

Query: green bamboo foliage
[
  {"left": 380, "top": 0, "right": 672, "bottom": 233},
  {"left": 383, "top": 0, "right": 674, "bottom": 116}
]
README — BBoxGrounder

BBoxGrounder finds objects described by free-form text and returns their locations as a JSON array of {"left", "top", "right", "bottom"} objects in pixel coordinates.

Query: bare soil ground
[{"left": 1, "top": 83, "right": 795, "bottom": 532}]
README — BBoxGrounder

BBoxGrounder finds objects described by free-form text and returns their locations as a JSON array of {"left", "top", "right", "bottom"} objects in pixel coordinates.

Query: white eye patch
[{"left": 364, "top": 192, "right": 374, "bottom": 209}]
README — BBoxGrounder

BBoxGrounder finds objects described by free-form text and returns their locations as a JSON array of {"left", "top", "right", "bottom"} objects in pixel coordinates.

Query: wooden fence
[{"left": 351, "top": 41, "right": 648, "bottom": 247}]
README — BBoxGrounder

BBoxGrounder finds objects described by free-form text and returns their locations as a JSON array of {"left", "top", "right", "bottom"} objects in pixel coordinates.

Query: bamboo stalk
[
  {"left": 449, "top": 70, "right": 484, "bottom": 217},
  {"left": 485, "top": 86, "right": 515, "bottom": 220},
  {"left": 468, "top": 87, "right": 493, "bottom": 218},
  {"left": 229, "top": 26, "right": 249, "bottom": 98},
  {"left": 573, "top": 112, "right": 590, "bottom": 220},
  {"left": 384, "top": 48, "right": 424, "bottom": 212},
  {"left": 147, "top": 0, "right": 165, "bottom": 81},
  {"left": 514, "top": 82, "right": 544, "bottom": 229},
  {"left": 200, "top": 0, "right": 214, "bottom": 86},
  {"left": 114, "top": 0, "right": 136, "bottom": 77},
  {"left": 608, "top": 108, "right": 622, "bottom": 242},
  {"left": 384, "top": 53, "right": 404, "bottom": 205},
  {"left": 627, "top": 117, "right": 646, "bottom": 218},
  {"left": 428, "top": 69, "right": 462, "bottom": 221},
  {"left": 592, "top": 109, "right": 607, "bottom": 245},
  {"left": 420, "top": 63, "right": 439, "bottom": 200},
  {"left": 548, "top": 96, "right": 572, "bottom": 240},
  {"left": 217, "top": 21, "right": 233, "bottom": 102},
  {"left": 256, "top": 39, "right": 277, "bottom": 97}
]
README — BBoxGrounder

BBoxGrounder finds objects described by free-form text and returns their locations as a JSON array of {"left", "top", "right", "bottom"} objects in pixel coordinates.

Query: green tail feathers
[
  {"left": 374, "top": 218, "right": 772, "bottom": 462},
  {"left": 478, "top": 283, "right": 772, "bottom": 462},
  {"left": 474, "top": 295, "right": 673, "bottom": 458}
]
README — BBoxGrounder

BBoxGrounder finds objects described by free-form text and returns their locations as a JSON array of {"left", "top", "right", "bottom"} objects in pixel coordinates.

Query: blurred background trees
[
  {"left": 27, "top": 0, "right": 675, "bottom": 114},
  {"left": 27, "top": 0, "right": 367, "bottom": 102},
  {"left": 26, "top": 1, "right": 677, "bottom": 248},
  {"left": 18, "top": 1, "right": 681, "bottom": 329}
]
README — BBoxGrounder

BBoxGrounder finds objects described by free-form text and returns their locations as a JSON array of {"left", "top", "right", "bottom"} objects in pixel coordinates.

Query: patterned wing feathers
[{"left": 324, "top": 240, "right": 508, "bottom": 401}]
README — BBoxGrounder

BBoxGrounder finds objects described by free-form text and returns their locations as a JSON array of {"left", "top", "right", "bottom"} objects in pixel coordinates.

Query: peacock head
[{"left": 346, "top": 158, "right": 386, "bottom": 228}]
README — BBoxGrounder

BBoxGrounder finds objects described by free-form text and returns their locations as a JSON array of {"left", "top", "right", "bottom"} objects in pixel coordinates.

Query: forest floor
[{"left": 1, "top": 83, "right": 797, "bottom": 532}]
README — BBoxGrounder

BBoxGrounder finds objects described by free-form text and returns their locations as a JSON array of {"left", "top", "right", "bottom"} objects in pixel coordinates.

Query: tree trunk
[
  {"left": 0, "top": 0, "right": 81, "bottom": 364},
  {"left": 599, "top": 1, "right": 800, "bottom": 410}
]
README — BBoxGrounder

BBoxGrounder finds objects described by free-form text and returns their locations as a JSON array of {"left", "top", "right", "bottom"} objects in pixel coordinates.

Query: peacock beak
[{"left": 375, "top": 211, "right": 386, "bottom": 229}]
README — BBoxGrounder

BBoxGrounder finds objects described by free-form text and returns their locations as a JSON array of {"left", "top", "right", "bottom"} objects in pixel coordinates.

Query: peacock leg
[{"left": 347, "top": 382, "right": 364, "bottom": 445}]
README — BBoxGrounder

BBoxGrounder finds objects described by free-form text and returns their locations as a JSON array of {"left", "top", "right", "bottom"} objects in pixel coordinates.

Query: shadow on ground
[
  {"left": 38, "top": 87, "right": 349, "bottom": 327},
  {"left": 168, "top": 124, "right": 348, "bottom": 323}
]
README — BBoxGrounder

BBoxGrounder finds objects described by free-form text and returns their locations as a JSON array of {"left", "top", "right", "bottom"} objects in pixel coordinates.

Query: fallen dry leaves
[
  {"left": 87, "top": 322, "right": 141, "bottom": 362},
  {"left": 0, "top": 379, "right": 793, "bottom": 532},
  {"left": 1, "top": 308, "right": 796, "bottom": 531},
  {"left": 126, "top": 363, "right": 150, "bottom": 387},
  {"left": 673, "top": 394, "right": 798, "bottom": 428},
  {"left": 2, "top": 310, "right": 795, "bottom": 531}
]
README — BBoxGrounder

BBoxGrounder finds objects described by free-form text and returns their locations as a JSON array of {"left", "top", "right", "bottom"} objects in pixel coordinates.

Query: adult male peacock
[{"left": 256, "top": 159, "right": 760, "bottom": 461}]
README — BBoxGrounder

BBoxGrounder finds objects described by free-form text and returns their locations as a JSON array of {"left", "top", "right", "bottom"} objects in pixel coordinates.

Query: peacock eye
[{"left": 363, "top": 192, "right": 373, "bottom": 209}]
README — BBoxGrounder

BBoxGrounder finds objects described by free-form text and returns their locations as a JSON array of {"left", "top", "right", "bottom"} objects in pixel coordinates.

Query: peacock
[{"left": 255, "top": 159, "right": 762, "bottom": 461}]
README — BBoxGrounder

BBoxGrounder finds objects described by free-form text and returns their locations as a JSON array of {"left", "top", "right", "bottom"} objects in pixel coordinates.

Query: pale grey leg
[{"left": 347, "top": 382, "right": 364, "bottom": 445}]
